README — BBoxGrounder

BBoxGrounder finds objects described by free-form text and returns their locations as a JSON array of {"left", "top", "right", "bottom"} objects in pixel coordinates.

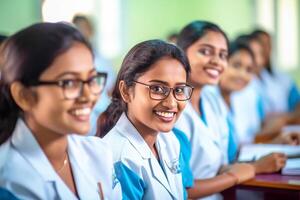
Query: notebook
[{"left": 238, "top": 144, "right": 300, "bottom": 175}]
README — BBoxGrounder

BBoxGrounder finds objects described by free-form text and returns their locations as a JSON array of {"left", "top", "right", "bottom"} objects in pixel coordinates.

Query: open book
[{"left": 238, "top": 144, "right": 300, "bottom": 175}]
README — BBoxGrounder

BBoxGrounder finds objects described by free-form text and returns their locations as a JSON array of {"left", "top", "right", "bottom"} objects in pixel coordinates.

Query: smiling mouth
[
  {"left": 69, "top": 107, "right": 91, "bottom": 121},
  {"left": 204, "top": 68, "right": 221, "bottom": 78},
  {"left": 154, "top": 111, "right": 176, "bottom": 122}
]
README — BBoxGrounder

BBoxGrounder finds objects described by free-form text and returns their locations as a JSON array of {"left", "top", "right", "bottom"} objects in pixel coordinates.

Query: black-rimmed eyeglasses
[
  {"left": 133, "top": 80, "right": 193, "bottom": 101},
  {"left": 29, "top": 72, "right": 107, "bottom": 100}
]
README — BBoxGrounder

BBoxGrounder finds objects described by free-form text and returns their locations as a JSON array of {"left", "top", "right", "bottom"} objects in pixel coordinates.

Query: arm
[
  {"left": 187, "top": 163, "right": 255, "bottom": 199},
  {"left": 187, "top": 173, "right": 236, "bottom": 198}
]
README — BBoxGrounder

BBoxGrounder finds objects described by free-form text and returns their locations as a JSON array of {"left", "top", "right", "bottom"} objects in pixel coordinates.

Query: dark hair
[
  {"left": 228, "top": 41, "right": 255, "bottom": 62},
  {"left": 251, "top": 29, "right": 273, "bottom": 74},
  {"left": 97, "top": 39, "right": 191, "bottom": 137},
  {"left": 0, "top": 34, "right": 7, "bottom": 44},
  {"left": 72, "top": 14, "right": 92, "bottom": 26},
  {"left": 177, "top": 20, "right": 229, "bottom": 52},
  {"left": 251, "top": 29, "right": 270, "bottom": 38},
  {"left": 0, "top": 22, "right": 92, "bottom": 144},
  {"left": 235, "top": 33, "right": 273, "bottom": 75}
]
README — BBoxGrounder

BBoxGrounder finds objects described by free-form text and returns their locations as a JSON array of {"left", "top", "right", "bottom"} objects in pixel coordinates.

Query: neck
[
  {"left": 24, "top": 116, "right": 68, "bottom": 170},
  {"left": 126, "top": 112, "right": 159, "bottom": 157},
  {"left": 190, "top": 86, "right": 202, "bottom": 115},
  {"left": 220, "top": 86, "right": 232, "bottom": 108}
]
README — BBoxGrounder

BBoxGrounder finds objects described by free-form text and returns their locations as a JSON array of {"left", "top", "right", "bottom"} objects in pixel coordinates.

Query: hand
[
  {"left": 253, "top": 153, "right": 287, "bottom": 174},
  {"left": 227, "top": 163, "right": 255, "bottom": 184},
  {"left": 271, "top": 132, "right": 300, "bottom": 145}
]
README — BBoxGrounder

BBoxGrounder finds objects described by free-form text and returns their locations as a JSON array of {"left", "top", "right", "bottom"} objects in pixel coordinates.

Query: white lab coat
[
  {"left": 103, "top": 113, "right": 187, "bottom": 200},
  {"left": 175, "top": 86, "right": 229, "bottom": 200},
  {"left": 259, "top": 69, "right": 299, "bottom": 115},
  {"left": 0, "top": 119, "right": 122, "bottom": 200}
]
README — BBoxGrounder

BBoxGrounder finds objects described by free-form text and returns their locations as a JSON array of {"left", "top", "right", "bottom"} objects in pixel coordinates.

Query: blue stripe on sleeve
[
  {"left": 172, "top": 128, "right": 194, "bottom": 200},
  {"left": 226, "top": 113, "right": 238, "bottom": 164},
  {"left": 0, "top": 188, "right": 20, "bottom": 200},
  {"left": 257, "top": 94, "right": 265, "bottom": 121},
  {"left": 288, "top": 83, "right": 300, "bottom": 111},
  {"left": 114, "top": 161, "right": 145, "bottom": 200}
]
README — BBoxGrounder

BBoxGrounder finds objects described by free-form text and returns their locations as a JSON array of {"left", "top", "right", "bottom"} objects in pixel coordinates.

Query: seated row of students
[{"left": 0, "top": 20, "right": 299, "bottom": 200}]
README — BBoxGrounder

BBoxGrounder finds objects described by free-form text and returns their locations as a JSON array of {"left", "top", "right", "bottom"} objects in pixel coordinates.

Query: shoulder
[
  {"left": 202, "top": 86, "right": 224, "bottom": 115},
  {"left": 69, "top": 134, "right": 112, "bottom": 157},
  {"left": 0, "top": 142, "right": 46, "bottom": 199},
  {"left": 175, "top": 103, "right": 197, "bottom": 140}
]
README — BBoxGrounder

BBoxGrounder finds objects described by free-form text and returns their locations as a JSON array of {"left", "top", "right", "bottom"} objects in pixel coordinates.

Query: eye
[
  {"left": 174, "top": 86, "right": 184, "bottom": 94},
  {"left": 199, "top": 48, "right": 212, "bottom": 56},
  {"left": 246, "top": 66, "right": 254, "bottom": 74},
  {"left": 61, "top": 79, "right": 79, "bottom": 89},
  {"left": 232, "top": 62, "right": 241, "bottom": 69},
  {"left": 150, "top": 85, "right": 165, "bottom": 94},
  {"left": 88, "top": 76, "right": 99, "bottom": 85},
  {"left": 220, "top": 52, "right": 228, "bottom": 60}
]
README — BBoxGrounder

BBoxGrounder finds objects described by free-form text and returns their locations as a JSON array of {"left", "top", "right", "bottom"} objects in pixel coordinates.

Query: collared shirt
[
  {"left": 103, "top": 113, "right": 191, "bottom": 200},
  {"left": 259, "top": 69, "right": 300, "bottom": 115},
  {"left": 0, "top": 119, "right": 122, "bottom": 200},
  {"left": 175, "top": 86, "right": 229, "bottom": 200},
  {"left": 229, "top": 80, "right": 264, "bottom": 144}
]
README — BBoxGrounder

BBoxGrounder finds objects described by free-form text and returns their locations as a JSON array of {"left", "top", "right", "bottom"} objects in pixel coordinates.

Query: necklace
[{"left": 57, "top": 153, "right": 68, "bottom": 173}]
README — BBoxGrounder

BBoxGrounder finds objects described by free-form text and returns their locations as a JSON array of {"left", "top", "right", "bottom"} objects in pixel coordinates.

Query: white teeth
[
  {"left": 73, "top": 108, "right": 91, "bottom": 116},
  {"left": 155, "top": 111, "right": 174, "bottom": 118},
  {"left": 205, "top": 68, "right": 219, "bottom": 77}
]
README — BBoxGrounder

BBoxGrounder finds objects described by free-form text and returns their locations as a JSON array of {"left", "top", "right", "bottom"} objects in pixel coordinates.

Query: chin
[
  {"left": 73, "top": 126, "right": 90, "bottom": 135},
  {"left": 157, "top": 125, "right": 174, "bottom": 133}
]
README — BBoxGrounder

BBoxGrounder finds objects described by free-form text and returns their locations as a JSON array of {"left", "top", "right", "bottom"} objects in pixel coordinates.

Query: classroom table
[{"left": 222, "top": 173, "right": 300, "bottom": 200}]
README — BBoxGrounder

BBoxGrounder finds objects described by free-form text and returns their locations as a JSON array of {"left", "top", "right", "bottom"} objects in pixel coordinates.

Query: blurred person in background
[{"left": 72, "top": 14, "right": 116, "bottom": 135}]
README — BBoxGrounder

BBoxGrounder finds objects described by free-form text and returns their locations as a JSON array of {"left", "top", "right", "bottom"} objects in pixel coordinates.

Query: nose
[
  {"left": 161, "top": 89, "right": 177, "bottom": 108},
  {"left": 210, "top": 54, "right": 221, "bottom": 66}
]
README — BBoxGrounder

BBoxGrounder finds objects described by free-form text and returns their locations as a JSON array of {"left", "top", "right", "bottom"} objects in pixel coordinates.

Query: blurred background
[{"left": 0, "top": 0, "right": 299, "bottom": 85}]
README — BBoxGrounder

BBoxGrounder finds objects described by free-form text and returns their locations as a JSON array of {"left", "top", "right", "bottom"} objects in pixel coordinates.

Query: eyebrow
[
  {"left": 198, "top": 43, "right": 228, "bottom": 52},
  {"left": 54, "top": 68, "right": 97, "bottom": 79},
  {"left": 148, "top": 80, "right": 188, "bottom": 86}
]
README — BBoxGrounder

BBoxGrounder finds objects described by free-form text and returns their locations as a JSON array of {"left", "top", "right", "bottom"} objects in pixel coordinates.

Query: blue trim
[
  {"left": 227, "top": 113, "right": 238, "bottom": 164},
  {"left": 288, "top": 83, "right": 300, "bottom": 111},
  {"left": 173, "top": 128, "right": 194, "bottom": 200},
  {"left": 0, "top": 188, "right": 20, "bottom": 200},
  {"left": 257, "top": 95, "right": 265, "bottom": 121},
  {"left": 173, "top": 128, "right": 193, "bottom": 187},
  {"left": 199, "top": 98, "right": 207, "bottom": 125},
  {"left": 114, "top": 161, "right": 145, "bottom": 200}
]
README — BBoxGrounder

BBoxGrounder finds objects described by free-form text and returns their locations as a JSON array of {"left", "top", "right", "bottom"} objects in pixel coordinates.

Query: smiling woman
[
  {"left": 98, "top": 39, "right": 194, "bottom": 199},
  {"left": 0, "top": 22, "right": 121, "bottom": 199}
]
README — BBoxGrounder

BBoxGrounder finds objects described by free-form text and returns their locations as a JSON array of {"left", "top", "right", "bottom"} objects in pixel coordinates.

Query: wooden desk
[{"left": 222, "top": 174, "right": 300, "bottom": 200}]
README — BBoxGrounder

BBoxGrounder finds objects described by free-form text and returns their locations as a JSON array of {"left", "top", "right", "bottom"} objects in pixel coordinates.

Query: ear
[
  {"left": 10, "top": 82, "right": 36, "bottom": 111},
  {"left": 119, "top": 80, "right": 132, "bottom": 103}
]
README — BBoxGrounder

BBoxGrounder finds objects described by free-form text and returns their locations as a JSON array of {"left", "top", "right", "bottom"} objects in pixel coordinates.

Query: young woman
[
  {"left": 174, "top": 21, "right": 269, "bottom": 200},
  {"left": 0, "top": 22, "right": 121, "bottom": 199},
  {"left": 97, "top": 40, "right": 194, "bottom": 199},
  {"left": 236, "top": 34, "right": 300, "bottom": 144},
  {"left": 214, "top": 41, "right": 287, "bottom": 173}
]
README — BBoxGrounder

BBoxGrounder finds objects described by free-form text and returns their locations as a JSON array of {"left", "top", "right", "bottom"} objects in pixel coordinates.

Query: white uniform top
[
  {"left": 103, "top": 113, "right": 190, "bottom": 200},
  {"left": 260, "top": 69, "right": 300, "bottom": 115},
  {"left": 0, "top": 119, "right": 122, "bottom": 200},
  {"left": 230, "top": 80, "right": 264, "bottom": 144},
  {"left": 175, "top": 86, "right": 229, "bottom": 200}
]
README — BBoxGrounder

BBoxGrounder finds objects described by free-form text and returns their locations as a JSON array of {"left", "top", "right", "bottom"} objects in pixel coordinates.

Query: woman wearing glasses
[
  {"left": 174, "top": 21, "right": 256, "bottom": 200},
  {"left": 97, "top": 40, "right": 194, "bottom": 199},
  {"left": 0, "top": 22, "right": 121, "bottom": 199}
]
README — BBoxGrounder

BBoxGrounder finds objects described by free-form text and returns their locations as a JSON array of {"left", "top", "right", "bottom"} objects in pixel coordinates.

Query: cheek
[
  {"left": 176, "top": 102, "right": 187, "bottom": 116},
  {"left": 32, "top": 91, "right": 71, "bottom": 121}
]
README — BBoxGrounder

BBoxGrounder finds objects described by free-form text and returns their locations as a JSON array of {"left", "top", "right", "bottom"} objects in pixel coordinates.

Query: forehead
[
  {"left": 191, "top": 31, "right": 228, "bottom": 50},
  {"left": 231, "top": 49, "right": 251, "bottom": 60},
  {"left": 39, "top": 42, "right": 94, "bottom": 79},
  {"left": 137, "top": 57, "right": 187, "bottom": 83}
]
